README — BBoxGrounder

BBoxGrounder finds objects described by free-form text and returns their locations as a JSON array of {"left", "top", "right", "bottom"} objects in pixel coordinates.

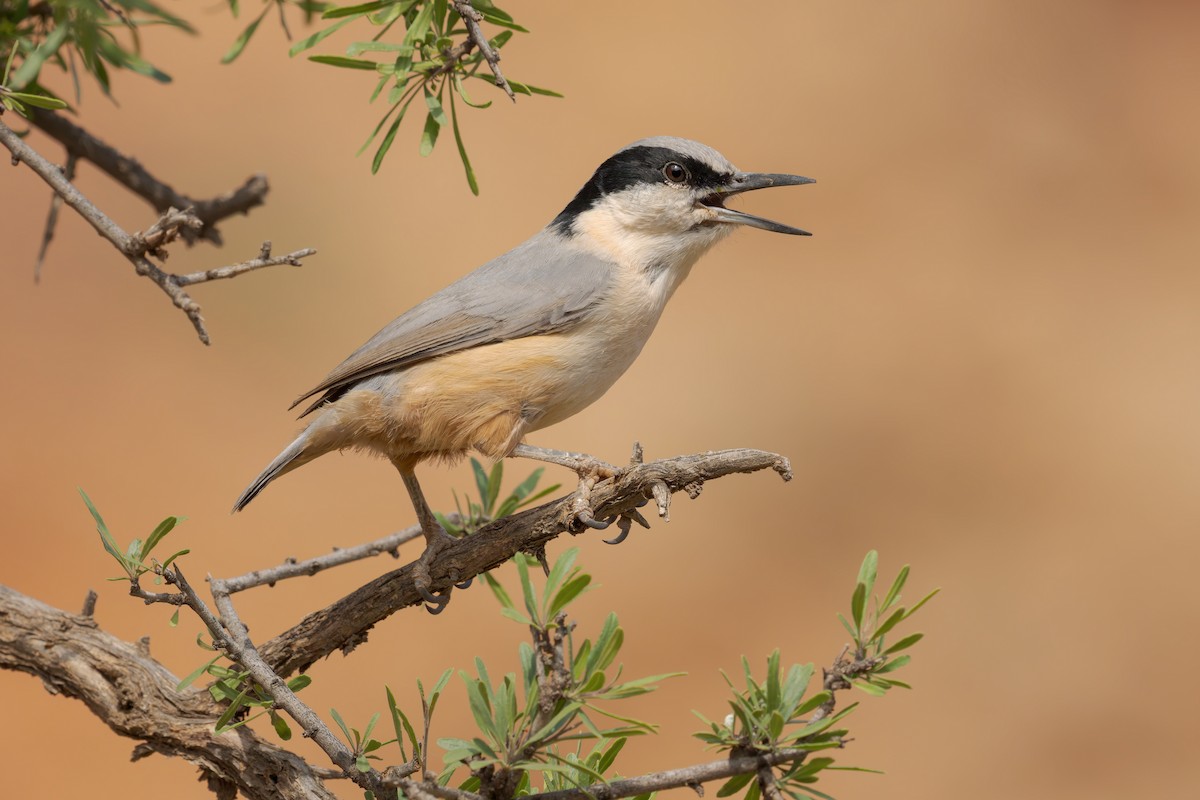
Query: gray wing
[{"left": 291, "top": 229, "right": 615, "bottom": 416}]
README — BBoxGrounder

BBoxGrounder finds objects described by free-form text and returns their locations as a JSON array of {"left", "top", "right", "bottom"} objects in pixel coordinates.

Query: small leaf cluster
[
  {"left": 839, "top": 550, "right": 939, "bottom": 695},
  {"left": 190, "top": 659, "right": 313, "bottom": 738},
  {"left": 81, "top": 488, "right": 189, "bottom": 590},
  {"left": 436, "top": 548, "right": 679, "bottom": 793},
  {"left": 384, "top": 669, "right": 453, "bottom": 772},
  {"left": 695, "top": 655, "right": 844, "bottom": 758},
  {"left": 285, "top": 0, "right": 561, "bottom": 189},
  {"left": 331, "top": 707, "right": 389, "bottom": 772},
  {"left": 694, "top": 552, "right": 938, "bottom": 800},
  {"left": 436, "top": 457, "right": 559, "bottom": 536},
  {"left": 0, "top": 0, "right": 191, "bottom": 115}
]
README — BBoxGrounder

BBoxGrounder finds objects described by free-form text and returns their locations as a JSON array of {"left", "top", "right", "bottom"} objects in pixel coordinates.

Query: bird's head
[{"left": 551, "top": 136, "right": 814, "bottom": 269}]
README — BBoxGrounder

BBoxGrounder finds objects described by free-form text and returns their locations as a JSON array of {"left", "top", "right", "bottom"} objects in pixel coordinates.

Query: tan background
[{"left": 2, "top": 1, "right": 1197, "bottom": 797}]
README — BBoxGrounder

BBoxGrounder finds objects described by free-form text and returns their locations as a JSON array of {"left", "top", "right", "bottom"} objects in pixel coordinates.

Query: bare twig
[
  {"left": 258, "top": 448, "right": 793, "bottom": 676},
  {"left": 26, "top": 108, "right": 269, "bottom": 245},
  {"left": 34, "top": 150, "right": 75, "bottom": 282},
  {"left": 454, "top": 0, "right": 516, "bottom": 101},
  {"left": 174, "top": 241, "right": 318, "bottom": 287},
  {"left": 217, "top": 518, "right": 466, "bottom": 595},
  {"left": 0, "top": 118, "right": 315, "bottom": 344}
]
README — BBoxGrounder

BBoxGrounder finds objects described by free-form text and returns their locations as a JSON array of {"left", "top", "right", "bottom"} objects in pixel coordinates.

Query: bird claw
[
  {"left": 454, "top": 575, "right": 474, "bottom": 590},
  {"left": 604, "top": 517, "right": 632, "bottom": 544},
  {"left": 603, "top": 507, "right": 650, "bottom": 545},
  {"left": 417, "top": 583, "right": 451, "bottom": 614},
  {"left": 412, "top": 530, "right": 459, "bottom": 614},
  {"left": 578, "top": 509, "right": 612, "bottom": 530}
]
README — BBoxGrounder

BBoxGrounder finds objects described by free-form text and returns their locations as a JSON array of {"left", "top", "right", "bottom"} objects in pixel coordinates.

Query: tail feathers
[{"left": 232, "top": 432, "right": 314, "bottom": 513}]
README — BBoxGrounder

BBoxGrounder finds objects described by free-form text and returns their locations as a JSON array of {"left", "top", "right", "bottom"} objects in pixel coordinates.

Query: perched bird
[{"left": 234, "top": 136, "right": 813, "bottom": 610}]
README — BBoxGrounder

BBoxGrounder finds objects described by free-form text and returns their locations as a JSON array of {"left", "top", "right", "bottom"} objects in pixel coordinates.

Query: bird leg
[
  {"left": 509, "top": 444, "right": 625, "bottom": 531},
  {"left": 397, "top": 467, "right": 463, "bottom": 614}
]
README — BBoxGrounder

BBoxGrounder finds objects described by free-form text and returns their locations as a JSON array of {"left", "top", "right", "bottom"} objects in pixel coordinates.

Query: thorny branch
[
  {"left": 258, "top": 448, "right": 793, "bottom": 676},
  {"left": 0, "top": 584, "right": 337, "bottom": 800},
  {"left": 26, "top": 108, "right": 269, "bottom": 246},
  {"left": 0, "top": 117, "right": 315, "bottom": 344}
]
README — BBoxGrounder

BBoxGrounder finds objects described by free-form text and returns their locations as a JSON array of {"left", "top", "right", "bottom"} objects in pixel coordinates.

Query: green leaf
[
  {"left": 288, "top": 18, "right": 352, "bottom": 57},
  {"left": 477, "top": 10, "right": 528, "bottom": 32},
  {"left": 308, "top": 55, "right": 377, "bottom": 70},
  {"left": 471, "top": 459, "right": 490, "bottom": 504},
  {"left": 324, "top": 1, "right": 390, "bottom": 19},
  {"left": 793, "top": 690, "right": 831, "bottom": 717},
  {"left": 516, "top": 554, "right": 539, "bottom": 624},
  {"left": 482, "top": 572, "right": 515, "bottom": 610},
  {"left": 141, "top": 515, "right": 180, "bottom": 560},
  {"left": 499, "top": 607, "right": 532, "bottom": 625},
  {"left": 362, "top": 711, "right": 381, "bottom": 744},
  {"left": 874, "top": 654, "right": 911, "bottom": 674},
  {"left": 548, "top": 574, "right": 591, "bottom": 618},
  {"left": 851, "top": 679, "right": 886, "bottom": 697},
  {"left": 215, "top": 688, "right": 251, "bottom": 732},
  {"left": 176, "top": 656, "right": 220, "bottom": 691},
  {"left": 4, "top": 91, "right": 68, "bottom": 110},
  {"left": 419, "top": 110, "right": 441, "bottom": 156},
  {"left": 850, "top": 583, "right": 866, "bottom": 634},
  {"left": 765, "top": 649, "right": 781, "bottom": 711},
  {"left": 371, "top": 94, "right": 417, "bottom": 173},
  {"left": 169, "top": 608, "right": 180, "bottom": 627},
  {"left": 902, "top": 588, "right": 940, "bottom": 620},
  {"left": 543, "top": 547, "right": 579, "bottom": 613},
  {"left": 330, "top": 707, "right": 354, "bottom": 743},
  {"left": 10, "top": 24, "right": 70, "bottom": 90},
  {"left": 880, "top": 564, "right": 909, "bottom": 612},
  {"left": 717, "top": 773, "right": 754, "bottom": 797},
  {"left": 453, "top": 74, "right": 492, "bottom": 109},
  {"left": 2, "top": 41, "right": 20, "bottom": 85},
  {"left": 882, "top": 632, "right": 923, "bottom": 656},
  {"left": 857, "top": 550, "right": 879, "bottom": 602},
  {"left": 80, "top": 489, "right": 132, "bottom": 575},
  {"left": 221, "top": 5, "right": 271, "bottom": 64},
  {"left": 518, "top": 82, "right": 563, "bottom": 98},
  {"left": 287, "top": 675, "right": 313, "bottom": 692},
  {"left": 872, "top": 607, "right": 906, "bottom": 640},
  {"left": 597, "top": 736, "right": 626, "bottom": 773},
  {"left": 271, "top": 710, "right": 292, "bottom": 740},
  {"left": 484, "top": 460, "right": 503, "bottom": 513}
]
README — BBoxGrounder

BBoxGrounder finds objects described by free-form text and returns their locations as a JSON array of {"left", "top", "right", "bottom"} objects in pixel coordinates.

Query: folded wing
[{"left": 291, "top": 230, "right": 615, "bottom": 416}]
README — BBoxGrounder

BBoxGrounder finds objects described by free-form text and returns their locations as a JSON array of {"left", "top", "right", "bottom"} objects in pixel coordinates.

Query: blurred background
[{"left": 2, "top": 0, "right": 1198, "bottom": 797}]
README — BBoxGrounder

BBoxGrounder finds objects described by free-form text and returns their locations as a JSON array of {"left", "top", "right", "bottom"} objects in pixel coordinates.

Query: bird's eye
[{"left": 663, "top": 162, "right": 689, "bottom": 184}]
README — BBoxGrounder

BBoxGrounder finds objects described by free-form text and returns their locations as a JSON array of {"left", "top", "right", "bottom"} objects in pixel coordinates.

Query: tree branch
[
  {"left": 0, "top": 117, "right": 316, "bottom": 345},
  {"left": 454, "top": 0, "right": 515, "bottom": 101},
  {"left": 257, "top": 448, "right": 792, "bottom": 676},
  {"left": 530, "top": 748, "right": 817, "bottom": 800},
  {"left": 26, "top": 108, "right": 269, "bottom": 246},
  {"left": 0, "top": 584, "right": 337, "bottom": 800}
]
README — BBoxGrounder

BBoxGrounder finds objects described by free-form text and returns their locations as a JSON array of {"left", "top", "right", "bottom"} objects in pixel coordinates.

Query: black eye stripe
[{"left": 552, "top": 146, "right": 730, "bottom": 234}]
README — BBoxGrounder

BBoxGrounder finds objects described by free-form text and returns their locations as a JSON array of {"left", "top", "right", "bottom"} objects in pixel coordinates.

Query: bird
[{"left": 233, "top": 136, "right": 813, "bottom": 611}]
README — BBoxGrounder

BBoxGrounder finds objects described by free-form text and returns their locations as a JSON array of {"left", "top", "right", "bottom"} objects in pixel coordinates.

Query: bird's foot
[{"left": 411, "top": 529, "right": 467, "bottom": 615}]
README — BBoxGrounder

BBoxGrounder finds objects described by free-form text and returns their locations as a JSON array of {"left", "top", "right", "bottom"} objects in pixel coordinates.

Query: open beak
[{"left": 701, "top": 172, "right": 815, "bottom": 236}]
